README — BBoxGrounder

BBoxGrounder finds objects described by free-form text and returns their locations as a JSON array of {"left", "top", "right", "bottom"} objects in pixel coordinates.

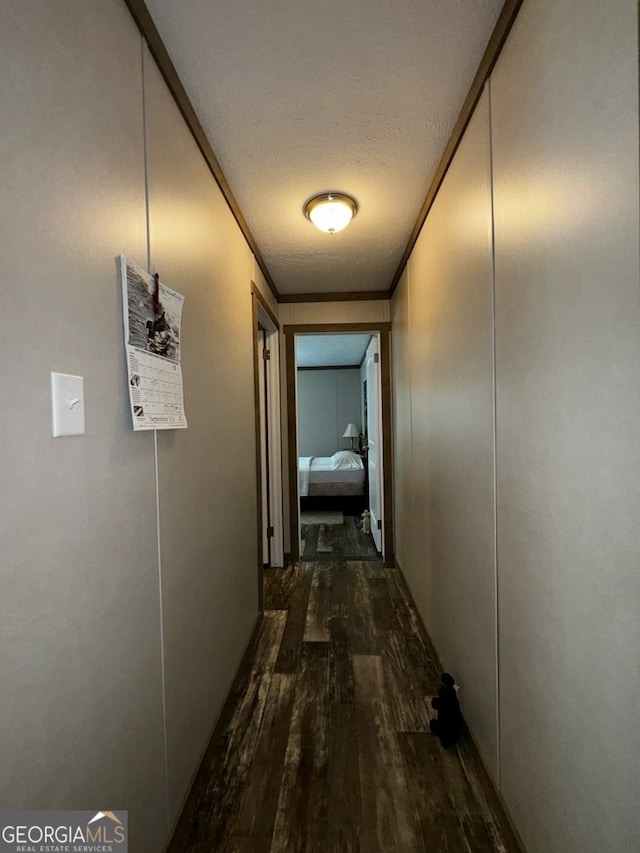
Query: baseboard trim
[
  {"left": 392, "top": 558, "right": 525, "bottom": 853},
  {"left": 456, "top": 715, "right": 527, "bottom": 853},
  {"left": 162, "top": 610, "right": 264, "bottom": 852}
]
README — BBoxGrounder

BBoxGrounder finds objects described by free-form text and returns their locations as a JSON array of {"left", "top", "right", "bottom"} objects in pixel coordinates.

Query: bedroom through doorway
[{"left": 294, "top": 331, "right": 383, "bottom": 562}]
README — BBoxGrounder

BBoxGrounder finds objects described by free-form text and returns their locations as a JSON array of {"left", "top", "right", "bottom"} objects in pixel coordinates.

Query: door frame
[
  {"left": 363, "top": 334, "right": 384, "bottom": 554},
  {"left": 252, "top": 284, "right": 284, "bottom": 608},
  {"left": 284, "top": 322, "right": 393, "bottom": 564}
]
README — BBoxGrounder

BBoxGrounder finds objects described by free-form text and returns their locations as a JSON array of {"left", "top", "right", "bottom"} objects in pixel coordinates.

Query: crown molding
[
  {"left": 124, "top": 0, "right": 280, "bottom": 302},
  {"left": 388, "top": 0, "right": 524, "bottom": 296},
  {"left": 278, "top": 290, "right": 389, "bottom": 304}
]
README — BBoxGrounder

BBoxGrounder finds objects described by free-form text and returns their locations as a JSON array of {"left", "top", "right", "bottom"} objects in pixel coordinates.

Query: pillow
[{"left": 331, "top": 450, "right": 364, "bottom": 470}]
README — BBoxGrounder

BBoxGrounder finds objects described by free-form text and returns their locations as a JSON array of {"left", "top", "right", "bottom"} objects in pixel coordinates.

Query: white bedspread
[
  {"left": 299, "top": 452, "right": 364, "bottom": 497},
  {"left": 299, "top": 456, "right": 313, "bottom": 497}
]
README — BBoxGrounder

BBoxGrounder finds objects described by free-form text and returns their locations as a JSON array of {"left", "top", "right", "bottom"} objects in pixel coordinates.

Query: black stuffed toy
[{"left": 429, "top": 672, "right": 462, "bottom": 748}]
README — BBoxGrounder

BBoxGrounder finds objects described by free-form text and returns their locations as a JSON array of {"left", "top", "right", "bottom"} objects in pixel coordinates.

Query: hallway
[{"left": 169, "top": 562, "right": 520, "bottom": 852}]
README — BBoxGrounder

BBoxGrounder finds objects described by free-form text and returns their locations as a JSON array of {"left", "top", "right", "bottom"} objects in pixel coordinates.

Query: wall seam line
[
  {"left": 487, "top": 76, "right": 501, "bottom": 792},
  {"left": 142, "top": 38, "right": 171, "bottom": 832}
]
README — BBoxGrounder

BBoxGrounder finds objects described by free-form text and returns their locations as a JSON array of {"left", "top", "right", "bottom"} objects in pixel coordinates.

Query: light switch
[{"left": 51, "top": 372, "right": 85, "bottom": 437}]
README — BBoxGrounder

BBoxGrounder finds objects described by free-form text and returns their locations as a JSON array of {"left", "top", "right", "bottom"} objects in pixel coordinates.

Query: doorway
[
  {"left": 285, "top": 322, "right": 393, "bottom": 564},
  {"left": 252, "top": 285, "right": 284, "bottom": 605}
]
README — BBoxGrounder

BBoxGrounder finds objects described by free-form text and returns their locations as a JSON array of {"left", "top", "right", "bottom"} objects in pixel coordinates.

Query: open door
[
  {"left": 252, "top": 286, "right": 284, "bottom": 574},
  {"left": 364, "top": 335, "right": 383, "bottom": 554},
  {"left": 256, "top": 324, "right": 271, "bottom": 564}
]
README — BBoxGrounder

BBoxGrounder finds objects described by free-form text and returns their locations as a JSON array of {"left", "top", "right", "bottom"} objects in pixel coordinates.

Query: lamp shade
[
  {"left": 342, "top": 423, "right": 359, "bottom": 438},
  {"left": 304, "top": 192, "right": 358, "bottom": 234}
]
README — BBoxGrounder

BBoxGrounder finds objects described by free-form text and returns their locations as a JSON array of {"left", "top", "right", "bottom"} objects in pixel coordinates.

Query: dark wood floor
[
  {"left": 169, "top": 562, "right": 521, "bottom": 853},
  {"left": 301, "top": 515, "right": 380, "bottom": 561}
]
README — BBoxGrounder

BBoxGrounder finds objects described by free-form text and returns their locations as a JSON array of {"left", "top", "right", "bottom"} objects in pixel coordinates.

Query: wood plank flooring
[
  {"left": 168, "top": 562, "right": 520, "bottom": 853},
  {"left": 301, "top": 516, "right": 380, "bottom": 561}
]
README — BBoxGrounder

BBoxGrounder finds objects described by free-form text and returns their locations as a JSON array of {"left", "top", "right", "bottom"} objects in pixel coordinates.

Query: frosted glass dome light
[{"left": 304, "top": 192, "right": 358, "bottom": 234}]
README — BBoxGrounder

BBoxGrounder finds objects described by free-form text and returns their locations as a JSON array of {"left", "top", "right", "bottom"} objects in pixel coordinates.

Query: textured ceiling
[
  {"left": 296, "top": 333, "right": 372, "bottom": 368},
  {"left": 143, "top": 0, "right": 504, "bottom": 295}
]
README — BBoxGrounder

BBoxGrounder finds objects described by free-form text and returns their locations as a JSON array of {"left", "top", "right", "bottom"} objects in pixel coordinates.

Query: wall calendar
[{"left": 119, "top": 255, "right": 187, "bottom": 430}]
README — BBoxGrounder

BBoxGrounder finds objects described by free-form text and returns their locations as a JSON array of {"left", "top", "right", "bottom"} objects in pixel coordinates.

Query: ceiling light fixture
[{"left": 303, "top": 192, "right": 358, "bottom": 234}]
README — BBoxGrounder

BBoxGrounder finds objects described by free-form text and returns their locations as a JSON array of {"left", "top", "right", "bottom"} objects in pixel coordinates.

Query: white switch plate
[{"left": 51, "top": 372, "right": 85, "bottom": 437}]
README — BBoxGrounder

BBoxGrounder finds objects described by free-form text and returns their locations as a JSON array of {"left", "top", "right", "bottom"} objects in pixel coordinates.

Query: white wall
[
  {"left": 391, "top": 1, "right": 640, "bottom": 850},
  {"left": 144, "top": 48, "right": 260, "bottom": 820},
  {"left": 297, "top": 369, "right": 361, "bottom": 456},
  {"left": 402, "top": 89, "right": 499, "bottom": 779},
  {"left": 278, "top": 299, "right": 390, "bottom": 326},
  {"left": 491, "top": 2, "right": 640, "bottom": 850},
  {"left": 252, "top": 259, "right": 279, "bottom": 320},
  {"left": 0, "top": 4, "right": 260, "bottom": 851}
]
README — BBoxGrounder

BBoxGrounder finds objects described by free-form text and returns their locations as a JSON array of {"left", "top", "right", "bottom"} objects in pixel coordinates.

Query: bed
[{"left": 299, "top": 450, "right": 365, "bottom": 497}]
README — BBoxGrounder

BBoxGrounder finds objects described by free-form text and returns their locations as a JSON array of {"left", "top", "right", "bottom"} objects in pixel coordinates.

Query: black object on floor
[{"left": 429, "top": 671, "right": 462, "bottom": 748}]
